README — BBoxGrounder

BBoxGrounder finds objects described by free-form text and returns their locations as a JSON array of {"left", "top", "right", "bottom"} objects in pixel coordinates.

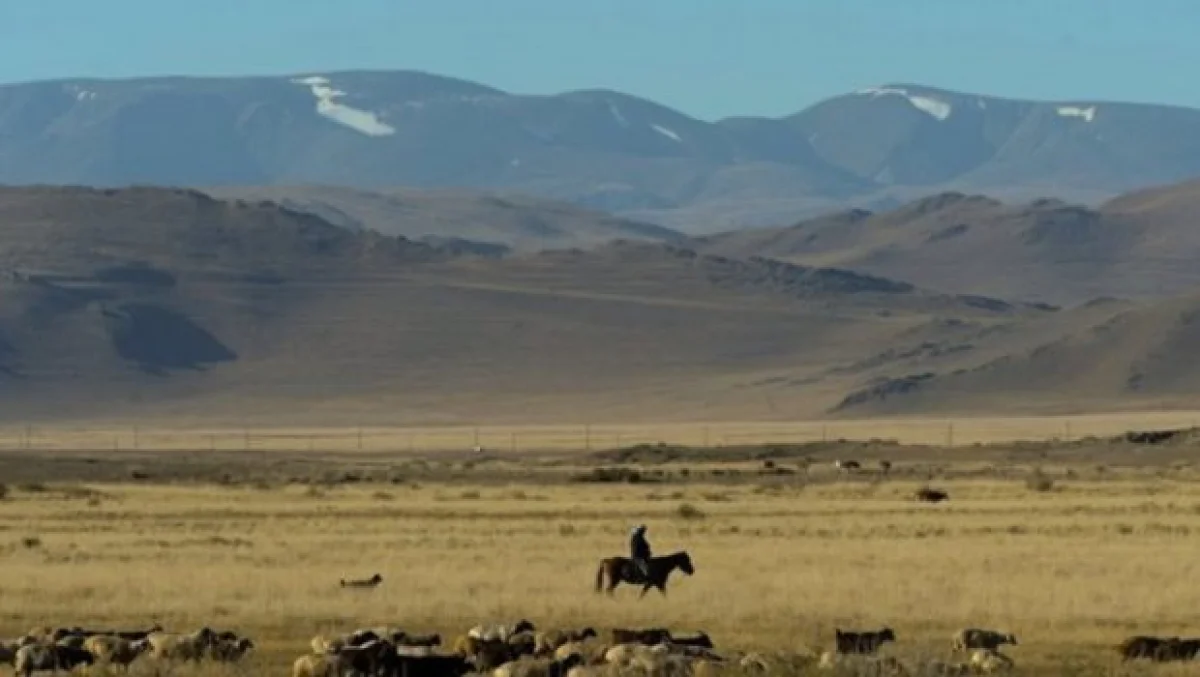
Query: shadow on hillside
[{"left": 103, "top": 303, "right": 237, "bottom": 373}]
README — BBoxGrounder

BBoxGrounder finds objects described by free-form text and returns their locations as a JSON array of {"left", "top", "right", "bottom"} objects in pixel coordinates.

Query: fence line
[{"left": 1, "top": 411, "right": 1199, "bottom": 454}]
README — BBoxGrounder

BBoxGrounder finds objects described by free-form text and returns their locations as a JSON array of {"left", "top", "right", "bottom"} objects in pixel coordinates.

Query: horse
[{"left": 594, "top": 550, "right": 695, "bottom": 598}]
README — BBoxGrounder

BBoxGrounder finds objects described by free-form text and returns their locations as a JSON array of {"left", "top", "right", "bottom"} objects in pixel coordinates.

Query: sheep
[
  {"left": 146, "top": 627, "right": 218, "bottom": 661},
  {"left": 83, "top": 635, "right": 152, "bottom": 667},
  {"left": 466, "top": 637, "right": 519, "bottom": 671},
  {"left": 835, "top": 459, "right": 861, "bottom": 472},
  {"left": 494, "top": 653, "right": 585, "bottom": 677},
  {"left": 397, "top": 645, "right": 437, "bottom": 657},
  {"left": 835, "top": 628, "right": 896, "bottom": 654},
  {"left": 0, "top": 640, "right": 23, "bottom": 665},
  {"left": 969, "top": 649, "right": 1013, "bottom": 674},
  {"left": 293, "top": 652, "right": 346, "bottom": 677},
  {"left": 535, "top": 628, "right": 598, "bottom": 656},
  {"left": 371, "top": 626, "right": 407, "bottom": 642},
  {"left": 310, "top": 635, "right": 342, "bottom": 655},
  {"left": 819, "top": 651, "right": 908, "bottom": 676},
  {"left": 1116, "top": 635, "right": 1169, "bottom": 660},
  {"left": 14, "top": 643, "right": 94, "bottom": 677},
  {"left": 879, "top": 460, "right": 893, "bottom": 474},
  {"left": 736, "top": 652, "right": 772, "bottom": 673},
  {"left": 1152, "top": 637, "right": 1200, "bottom": 662},
  {"left": 53, "top": 635, "right": 87, "bottom": 650},
  {"left": 451, "top": 634, "right": 477, "bottom": 656},
  {"left": 566, "top": 665, "right": 621, "bottom": 677},
  {"left": 337, "top": 638, "right": 396, "bottom": 676},
  {"left": 345, "top": 629, "right": 382, "bottom": 646},
  {"left": 398, "top": 632, "right": 442, "bottom": 648},
  {"left": 112, "top": 625, "right": 164, "bottom": 641},
  {"left": 340, "top": 573, "right": 383, "bottom": 588},
  {"left": 667, "top": 632, "right": 713, "bottom": 650},
  {"left": 209, "top": 637, "right": 255, "bottom": 662},
  {"left": 604, "top": 642, "right": 670, "bottom": 668},
  {"left": 554, "top": 640, "right": 609, "bottom": 665},
  {"left": 609, "top": 628, "right": 672, "bottom": 646},
  {"left": 507, "top": 631, "right": 539, "bottom": 659},
  {"left": 469, "top": 620, "right": 536, "bottom": 642},
  {"left": 391, "top": 654, "right": 475, "bottom": 677},
  {"left": 951, "top": 629, "right": 1017, "bottom": 652}
]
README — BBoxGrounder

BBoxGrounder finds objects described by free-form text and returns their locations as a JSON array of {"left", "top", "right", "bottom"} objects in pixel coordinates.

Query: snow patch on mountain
[
  {"left": 856, "top": 86, "right": 953, "bottom": 121},
  {"left": 608, "top": 102, "right": 630, "bottom": 128},
  {"left": 1057, "top": 105, "right": 1097, "bottom": 122},
  {"left": 651, "top": 124, "right": 682, "bottom": 142},
  {"left": 291, "top": 75, "right": 396, "bottom": 137}
]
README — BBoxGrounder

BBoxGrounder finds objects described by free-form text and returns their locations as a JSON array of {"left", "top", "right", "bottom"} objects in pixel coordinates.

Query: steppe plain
[{"left": 6, "top": 420, "right": 1200, "bottom": 677}]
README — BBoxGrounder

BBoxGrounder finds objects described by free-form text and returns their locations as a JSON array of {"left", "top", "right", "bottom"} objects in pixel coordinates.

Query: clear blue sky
[{"left": 1, "top": 0, "right": 1196, "bottom": 120}]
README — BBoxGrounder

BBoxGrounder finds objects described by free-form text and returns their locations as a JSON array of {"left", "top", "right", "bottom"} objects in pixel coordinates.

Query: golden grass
[
  {"left": 6, "top": 409, "right": 1200, "bottom": 453},
  {"left": 4, "top": 468, "right": 1200, "bottom": 675}
]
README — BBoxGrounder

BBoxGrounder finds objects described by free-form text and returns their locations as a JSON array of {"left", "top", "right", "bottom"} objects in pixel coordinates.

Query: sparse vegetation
[
  {"left": 674, "top": 502, "right": 706, "bottom": 520},
  {"left": 1026, "top": 468, "right": 1057, "bottom": 492}
]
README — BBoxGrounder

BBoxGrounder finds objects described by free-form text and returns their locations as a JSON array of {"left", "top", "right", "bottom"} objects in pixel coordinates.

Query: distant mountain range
[{"left": 4, "top": 70, "right": 1200, "bottom": 232}]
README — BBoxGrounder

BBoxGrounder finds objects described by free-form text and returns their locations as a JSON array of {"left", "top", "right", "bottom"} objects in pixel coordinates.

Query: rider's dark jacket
[{"left": 630, "top": 531, "right": 651, "bottom": 562}]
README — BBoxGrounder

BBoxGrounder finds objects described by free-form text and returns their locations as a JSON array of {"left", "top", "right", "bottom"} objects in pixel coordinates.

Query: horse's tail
[{"left": 594, "top": 560, "right": 607, "bottom": 593}]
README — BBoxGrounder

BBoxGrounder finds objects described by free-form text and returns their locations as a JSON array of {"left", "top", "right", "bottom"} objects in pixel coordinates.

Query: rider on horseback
[{"left": 630, "top": 524, "right": 651, "bottom": 581}]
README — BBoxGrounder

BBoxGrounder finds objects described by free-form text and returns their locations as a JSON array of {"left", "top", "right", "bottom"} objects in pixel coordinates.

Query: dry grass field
[
  {"left": 8, "top": 410, "right": 1200, "bottom": 454},
  {"left": 4, "top": 430, "right": 1200, "bottom": 676}
]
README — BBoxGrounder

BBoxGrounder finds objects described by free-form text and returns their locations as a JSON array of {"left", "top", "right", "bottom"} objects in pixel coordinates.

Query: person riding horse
[{"left": 630, "top": 524, "right": 651, "bottom": 581}]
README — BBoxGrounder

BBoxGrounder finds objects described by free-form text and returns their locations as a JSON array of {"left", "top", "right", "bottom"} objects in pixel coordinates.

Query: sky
[{"left": 1, "top": 0, "right": 1197, "bottom": 121}]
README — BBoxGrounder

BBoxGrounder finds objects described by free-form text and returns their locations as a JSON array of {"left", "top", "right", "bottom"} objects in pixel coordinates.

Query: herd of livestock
[{"left": 4, "top": 618, "right": 1191, "bottom": 677}]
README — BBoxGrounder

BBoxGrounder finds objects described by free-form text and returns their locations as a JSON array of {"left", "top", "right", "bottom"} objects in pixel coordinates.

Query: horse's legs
[{"left": 639, "top": 584, "right": 651, "bottom": 599}]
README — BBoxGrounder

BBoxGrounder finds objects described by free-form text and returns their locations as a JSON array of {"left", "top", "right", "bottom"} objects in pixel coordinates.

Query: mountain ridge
[
  {"left": 5, "top": 69, "right": 1200, "bottom": 232},
  {"left": 691, "top": 179, "right": 1200, "bottom": 306}
]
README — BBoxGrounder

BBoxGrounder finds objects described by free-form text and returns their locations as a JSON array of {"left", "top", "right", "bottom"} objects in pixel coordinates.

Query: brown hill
[
  {"left": 693, "top": 180, "right": 1200, "bottom": 305},
  {"left": 0, "top": 185, "right": 1084, "bottom": 425},
  {"left": 827, "top": 293, "right": 1200, "bottom": 417},
  {"left": 202, "top": 185, "right": 684, "bottom": 251}
]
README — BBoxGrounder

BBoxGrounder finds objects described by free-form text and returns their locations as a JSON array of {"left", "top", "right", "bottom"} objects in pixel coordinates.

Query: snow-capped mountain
[{"left": 3, "top": 71, "right": 1200, "bottom": 232}]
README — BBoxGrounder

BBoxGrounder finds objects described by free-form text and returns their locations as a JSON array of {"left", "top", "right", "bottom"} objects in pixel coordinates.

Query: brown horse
[{"left": 594, "top": 550, "right": 695, "bottom": 598}]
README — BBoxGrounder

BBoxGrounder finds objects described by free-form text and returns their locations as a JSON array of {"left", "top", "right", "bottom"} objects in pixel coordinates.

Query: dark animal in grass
[
  {"left": 397, "top": 632, "right": 442, "bottom": 648},
  {"left": 1116, "top": 635, "right": 1169, "bottom": 660},
  {"left": 1154, "top": 637, "right": 1200, "bottom": 662},
  {"left": 391, "top": 654, "right": 478, "bottom": 677},
  {"left": 668, "top": 632, "right": 713, "bottom": 649},
  {"left": 610, "top": 628, "right": 673, "bottom": 646},
  {"left": 835, "top": 628, "right": 896, "bottom": 654},
  {"left": 915, "top": 487, "right": 949, "bottom": 503},
  {"left": 337, "top": 639, "right": 395, "bottom": 676},
  {"left": 594, "top": 551, "right": 695, "bottom": 598},
  {"left": 340, "top": 573, "right": 383, "bottom": 588}
]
